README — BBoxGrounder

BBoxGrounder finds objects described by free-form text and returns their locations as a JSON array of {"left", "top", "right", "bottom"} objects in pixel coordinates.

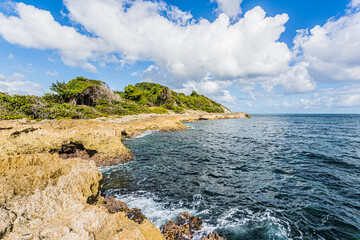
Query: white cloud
[
  {"left": 65, "top": 0, "right": 291, "bottom": 80},
  {"left": 0, "top": 73, "right": 45, "bottom": 95},
  {"left": 178, "top": 78, "right": 233, "bottom": 95},
  {"left": 271, "top": 84, "right": 360, "bottom": 110},
  {"left": 46, "top": 70, "right": 58, "bottom": 76},
  {"left": 139, "top": 64, "right": 237, "bottom": 104},
  {"left": 215, "top": 90, "right": 236, "bottom": 103},
  {"left": 213, "top": 0, "right": 243, "bottom": 18},
  {"left": 320, "top": 84, "right": 360, "bottom": 107},
  {"left": 174, "top": 76, "right": 236, "bottom": 104},
  {"left": 0, "top": 1, "right": 291, "bottom": 82},
  {"left": 294, "top": 7, "right": 360, "bottom": 81},
  {"left": 8, "top": 53, "right": 14, "bottom": 59},
  {"left": 0, "top": 3, "right": 108, "bottom": 72},
  {"left": 6, "top": 0, "right": 360, "bottom": 110},
  {"left": 351, "top": 0, "right": 360, "bottom": 8},
  {"left": 337, "top": 94, "right": 360, "bottom": 107},
  {"left": 268, "top": 62, "right": 316, "bottom": 94}
]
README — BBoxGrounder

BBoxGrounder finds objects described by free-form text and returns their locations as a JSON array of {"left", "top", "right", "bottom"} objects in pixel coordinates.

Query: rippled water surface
[{"left": 101, "top": 114, "right": 360, "bottom": 240}]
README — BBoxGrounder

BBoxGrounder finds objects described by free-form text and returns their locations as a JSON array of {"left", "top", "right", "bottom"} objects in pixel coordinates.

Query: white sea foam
[
  {"left": 98, "top": 161, "right": 131, "bottom": 173},
  {"left": 110, "top": 191, "right": 196, "bottom": 228},
  {"left": 133, "top": 130, "right": 159, "bottom": 139},
  {"left": 108, "top": 190, "right": 295, "bottom": 239},
  {"left": 204, "top": 208, "right": 293, "bottom": 240}
]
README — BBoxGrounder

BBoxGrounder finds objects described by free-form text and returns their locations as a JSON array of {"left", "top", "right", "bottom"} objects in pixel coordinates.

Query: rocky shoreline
[{"left": 0, "top": 112, "right": 249, "bottom": 239}]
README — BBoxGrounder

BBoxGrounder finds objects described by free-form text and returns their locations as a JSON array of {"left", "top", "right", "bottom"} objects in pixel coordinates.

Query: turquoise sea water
[{"left": 101, "top": 114, "right": 360, "bottom": 239}]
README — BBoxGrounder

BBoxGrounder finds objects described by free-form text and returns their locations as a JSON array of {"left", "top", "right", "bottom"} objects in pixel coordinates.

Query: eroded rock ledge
[
  {"left": 0, "top": 112, "right": 249, "bottom": 167},
  {"left": 0, "top": 154, "right": 164, "bottom": 239},
  {"left": 0, "top": 112, "right": 249, "bottom": 239}
]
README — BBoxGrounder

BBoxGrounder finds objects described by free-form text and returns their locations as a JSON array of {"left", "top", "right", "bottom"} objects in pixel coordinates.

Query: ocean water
[{"left": 100, "top": 114, "right": 360, "bottom": 240}]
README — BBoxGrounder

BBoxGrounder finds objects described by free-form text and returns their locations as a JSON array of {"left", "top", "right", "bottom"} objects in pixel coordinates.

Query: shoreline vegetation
[
  {"left": 0, "top": 77, "right": 250, "bottom": 239},
  {"left": 1, "top": 77, "right": 233, "bottom": 120}
]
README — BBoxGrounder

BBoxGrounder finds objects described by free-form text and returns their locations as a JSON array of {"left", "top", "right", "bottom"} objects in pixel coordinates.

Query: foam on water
[
  {"left": 106, "top": 190, "right": 196, "bottom": 228},
  {"left": 105, "top": 189, "right": 294, "bottom": 240},
  {"left": 132, "top": 130, "right": 159, "bottom": 139},
  {"left": 98, "top": 161, "right": 131, "bottom": 173}
]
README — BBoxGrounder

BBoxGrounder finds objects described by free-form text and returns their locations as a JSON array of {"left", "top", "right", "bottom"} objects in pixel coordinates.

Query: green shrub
[
  {"left": 0, "top": 78, "right": 227, "bottom": 120},
  {"left": 147, "top": 107, "right": 168, "bottom": 114}
]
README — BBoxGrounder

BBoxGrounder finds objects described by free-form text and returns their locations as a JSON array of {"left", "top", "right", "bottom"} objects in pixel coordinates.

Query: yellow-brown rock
[
  {"left": 0, "top": 112, "right": 249, "bottom": 166},
  {"left": 0, "top": 153, "right": 165, "bottom": 240},
  {"left": 0, "top": 112, "right": 249, "bottom": 239}
]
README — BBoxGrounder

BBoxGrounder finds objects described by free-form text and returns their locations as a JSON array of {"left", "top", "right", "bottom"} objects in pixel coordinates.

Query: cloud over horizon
[
  {"left": 0, "top": 0, "right": 359, "bottom": 112},
  {"left": 0, "top": 72, "right": 46, "bottom": 95}
]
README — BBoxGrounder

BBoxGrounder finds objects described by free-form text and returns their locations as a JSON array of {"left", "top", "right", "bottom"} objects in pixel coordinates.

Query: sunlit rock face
[{"left": 0, "top": 153, "right": 165, "bottom": 240}]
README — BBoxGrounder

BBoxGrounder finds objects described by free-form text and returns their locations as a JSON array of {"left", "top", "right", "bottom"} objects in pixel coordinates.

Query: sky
[{"left": 0, "top": 0, "right": 360, "bottom": 113}]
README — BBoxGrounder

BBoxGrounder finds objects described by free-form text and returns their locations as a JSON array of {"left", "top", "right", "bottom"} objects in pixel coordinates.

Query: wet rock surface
[
  {"left": 202, "top": 232, "right": 224, "bottom": 240},
  {"left": 103, "top": 195, "right": 130, "bottom": 214},
  {"left": 102, "top": 195, "right": 146, "bottom": 224},
  {"left": 162, "top": 212, "right": 223, "bottom": 240}
]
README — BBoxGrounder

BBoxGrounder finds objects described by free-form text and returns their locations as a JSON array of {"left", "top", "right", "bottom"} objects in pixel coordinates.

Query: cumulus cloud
[
  {"left": 64, "top": 0, "right": 291, "bottom": 80},
  {"left": 5, "top": 0, "right": 358, "bottom": 110},
  {"left": 262, "top": 62, "right": 317, "bottom": 94},
  {"left": 0, "top": 2, "right": 108, "bottom": 72},
  {"left": 351, "top": 0, "right": 360, "bottom": 8},
  {"left": 0, "top": 1, "right": 291, "bottom": 82},
  {"left": 0, "top": 73, "right": 45, "bottom": 95},
  {"left": 213, "top": 0, "right": 243, "bottom": 18},
  {"left": 141, "top": 66, "right": 237, "bottom": 104},
  {"left": 294, "top": 6, "right": 360, "bottom": 81}
]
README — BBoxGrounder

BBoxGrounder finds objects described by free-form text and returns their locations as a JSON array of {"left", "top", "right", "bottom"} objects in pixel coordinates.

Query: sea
[{"left": 100, "top": 114, "right": 360, "bottom": 240}]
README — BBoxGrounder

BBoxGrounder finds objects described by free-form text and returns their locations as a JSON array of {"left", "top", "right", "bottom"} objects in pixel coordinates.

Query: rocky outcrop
[
  {"left": 0, "top": 112, "right": 247, "bottom": 239},
  {"left": 0, "top": 112, "right": 249, "bottom": 166},
  {"left": 162, "top": 212, "right": 202, "bottom": 240},
  {"left": 0, "top": 119, "right": 134, "bottom": 167},
  {"left": 161, "top": 212, "right": 224, "bottom": 240},
  {"left": 203, "top": 232, "right": 224, "bottom": 240},
  {"left": 0, "top": 153, "right": 165, "bottom": 240},
  {"left": 102, "top": 196, "right": 146, "bottom": 224}
]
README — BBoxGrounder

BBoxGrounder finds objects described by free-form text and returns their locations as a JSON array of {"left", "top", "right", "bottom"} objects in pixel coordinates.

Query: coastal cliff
[
  {"left": 0, "top": 77, "right": 249, "bottom": 239},
  {"left": 0, "top": 112, "right": 249, "bottom": 239}
]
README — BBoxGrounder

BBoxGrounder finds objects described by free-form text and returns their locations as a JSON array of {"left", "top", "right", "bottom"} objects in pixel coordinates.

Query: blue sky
[{"left": 0, "top": 0, "right": 360, "bottom": 113}]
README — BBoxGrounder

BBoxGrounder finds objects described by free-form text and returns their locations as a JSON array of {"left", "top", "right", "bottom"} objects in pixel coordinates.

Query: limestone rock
[
  {"left": 162, "top": 212, "right": 225, "bottom": 240},
  {"left": 102, "top": 196, "right": 146, "bottom": 224},
  {"left": 162, "top": 220, "right": 192, "bottom": 240},
  {"left": 175, "top": 212, "right": 203, "bottom": 232},
  {"left": 0, "top": 112, "right": 249, "bottom": 166},
  {"left": 202, "top": 232, "right": 224, "bottom": 240},
  {"left": 162, "top": 212, "right": 203, "bottom": 240},
  {"left": 0, "top": 112, "right": 249, "bottom": 239},
  {"left": 0, "top": 153, "right": 165, "bottom": 240},
  {"left": 103, "top": 195, "right": 129, "bottom": 214}
]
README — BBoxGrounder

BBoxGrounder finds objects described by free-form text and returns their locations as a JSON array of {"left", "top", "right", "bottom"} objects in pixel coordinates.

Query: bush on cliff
[
  {"left": 50, "top": 77, "right": 119, "bottom": 106},
  {"left": 119, "top": 82, "right": 227, "bottom": 113},
  {"left": 0, "top": 77, "right": 229, "bottom": 120}
]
